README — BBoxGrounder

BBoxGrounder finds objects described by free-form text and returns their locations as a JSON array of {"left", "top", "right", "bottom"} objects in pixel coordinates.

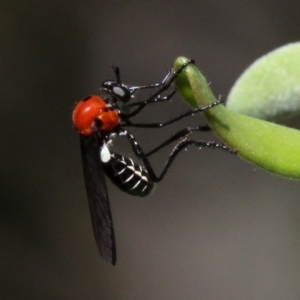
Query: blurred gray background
[{"left": 1, "top": 1, "right": 300, "bottom": 299}]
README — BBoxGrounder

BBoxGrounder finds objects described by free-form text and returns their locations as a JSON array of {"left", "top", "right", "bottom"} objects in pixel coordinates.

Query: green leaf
[
  {"left": 227, "top": 42, "right": 300, "bottom": 121},
  {"left": 174, "top": 56, "right": 300, "bottom": 179}
]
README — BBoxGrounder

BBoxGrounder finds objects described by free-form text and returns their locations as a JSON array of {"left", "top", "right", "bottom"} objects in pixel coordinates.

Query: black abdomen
[{"left": 102, "top": 152, "right": 154, "bottom": 196}]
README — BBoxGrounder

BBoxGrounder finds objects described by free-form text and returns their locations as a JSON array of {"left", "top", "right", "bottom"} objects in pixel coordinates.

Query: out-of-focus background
[{"left": 1, "top": 1, "right": 300, "bottom": 299}]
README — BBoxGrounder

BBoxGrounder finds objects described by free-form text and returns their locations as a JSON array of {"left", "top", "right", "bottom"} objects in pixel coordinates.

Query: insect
[{"left": 72, "top": 60, "right": 236, "bottom": 265}]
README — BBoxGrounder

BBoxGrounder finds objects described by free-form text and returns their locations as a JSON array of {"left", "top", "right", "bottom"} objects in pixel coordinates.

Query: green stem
[{"left": 175, "top": 57, "right": 300, "bottom": 179}]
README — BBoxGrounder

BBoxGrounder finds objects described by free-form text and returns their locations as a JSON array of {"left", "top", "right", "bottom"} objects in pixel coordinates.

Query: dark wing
[{"left": 80, "top": 134, "right": 116, "bottom": 265}]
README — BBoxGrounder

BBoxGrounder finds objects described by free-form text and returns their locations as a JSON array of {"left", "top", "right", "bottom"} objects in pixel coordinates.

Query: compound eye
[
  {"left": 102, "top": 80, "right": 131, "bottom": 102},
  {"left": 102, "top": 80, "right": 114, "bottom": 90}
]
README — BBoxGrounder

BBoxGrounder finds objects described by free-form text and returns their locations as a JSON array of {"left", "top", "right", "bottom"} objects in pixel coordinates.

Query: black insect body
[
  {"left": 102, "top": 148, "right": 154, "bottom": 196},
  {"left": 73, "top": 60, "right": 236, "bottom": 265}
]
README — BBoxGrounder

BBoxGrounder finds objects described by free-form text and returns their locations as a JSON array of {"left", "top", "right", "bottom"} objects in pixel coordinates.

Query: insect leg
[
  {"left": 125, "top": 60, "right": 194, "bottom": 118},
  {"left": 153, "top": 139, "right": 237, "bottom": 182},
  {"left": 118, "top": 128, "right": 236, "bottom": 183},
  {"left": 145, "top": 125, "right": 211, "bottom": 157},
  {"left": 120, "top": 89, "right": 176, "bottom": 120},
  {"left": 126, "top": 88, "right": 176, "bottom": 108},
  {"left": 122, "top": 98, "right": 222, "bottom": 128}
]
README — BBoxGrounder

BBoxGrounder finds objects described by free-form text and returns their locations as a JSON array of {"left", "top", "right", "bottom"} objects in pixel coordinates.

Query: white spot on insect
[
  {"left": 119, "top": 159, "right": 126, "bottom": 166},
  {"left": 124, "top": 174, "right": 134, "bottom": 183},
  {"left": 131, "top": 179, "right": 141, "bottom": 190},
  {"left": 119, "top": 130, "right": 127, "bottom": 137},
  {"left": 100, "top": 144, "right": 111, "bottom": 163},
  {"left": 106, "top": 139, "right": 114, "bottom": 148},
  {"left": 109, "top": 133, "right": 117, "bottom": 139},
  {"left": 135, "top": 171, "right": 142, "bottom": 177},
  {"left": 141, "top": 176, "right": 148, "bottom": 182},
  {"left": 141, "top": 185, "right": 148, "bottom": 192},
  {"left": 129, "top": 158, "right": 135, "bottom": 166},
  {"left": 117, "top": 168, "right": 126, "bottom": 175},
  {"left": 113, "top": 87, "right": 125, "bottom": 97},
  {"left": 128, "top": 165, "right": 135, "bottom": 172}
]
